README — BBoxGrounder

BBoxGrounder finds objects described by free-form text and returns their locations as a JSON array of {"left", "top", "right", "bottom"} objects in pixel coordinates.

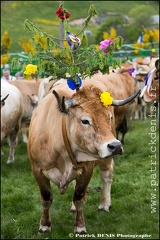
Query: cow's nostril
[
  {"left": 108, "top": 144, "right": 115, "bottom": 151},
  {"left": 107, "top": 141, "right": 123, "bottom": 155}
]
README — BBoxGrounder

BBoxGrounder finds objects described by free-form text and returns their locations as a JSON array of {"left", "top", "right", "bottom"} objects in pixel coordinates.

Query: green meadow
[{"left": 1, "top": 116, "right": 159, "bottom": 239}]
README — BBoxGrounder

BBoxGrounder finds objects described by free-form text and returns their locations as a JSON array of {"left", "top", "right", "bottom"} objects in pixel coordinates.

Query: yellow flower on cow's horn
[
  {"left": 100, "top": 91, "right": 113, "bottom": 107},
  {"left": 24, "top": 64, "right": 37, "bottom": 75}
]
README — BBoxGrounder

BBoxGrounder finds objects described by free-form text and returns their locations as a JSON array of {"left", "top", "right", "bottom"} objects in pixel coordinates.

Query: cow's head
[
  {"left": 23, "top": 94, "right": 39, "bottom": 126},
  {"left": 52, "top": 84, "right": 140, "bottom": 160},
  {"left": 28, "top": 94, "right": 39, "bottom": 106}
]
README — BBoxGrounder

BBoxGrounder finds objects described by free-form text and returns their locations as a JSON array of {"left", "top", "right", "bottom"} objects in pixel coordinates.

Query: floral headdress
[{"left": 12, "top": 3, "right": 123, "bottom": 90}]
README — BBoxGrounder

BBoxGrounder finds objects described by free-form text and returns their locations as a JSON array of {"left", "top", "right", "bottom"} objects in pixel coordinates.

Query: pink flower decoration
[{"left": 100, "top": 39, "right": 113, "bottom": 53}]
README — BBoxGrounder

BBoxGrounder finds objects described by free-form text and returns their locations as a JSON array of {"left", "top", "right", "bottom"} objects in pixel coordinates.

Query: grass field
[{"left": 1, "top": 117, "right": 159, "bottom": 239}]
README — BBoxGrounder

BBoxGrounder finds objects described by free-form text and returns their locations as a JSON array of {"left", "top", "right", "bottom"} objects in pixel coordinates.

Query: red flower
[
  {"left": 56, "top": 7, "right": 62, "bottom": 15},
  {"left": 56, "top": 6, "right": 70, "bottom": 20}
]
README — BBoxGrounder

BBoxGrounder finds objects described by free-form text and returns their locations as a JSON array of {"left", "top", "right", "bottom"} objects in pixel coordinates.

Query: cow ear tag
[{"left": 100, "top": 91, "right": 113, "bottom": 107}]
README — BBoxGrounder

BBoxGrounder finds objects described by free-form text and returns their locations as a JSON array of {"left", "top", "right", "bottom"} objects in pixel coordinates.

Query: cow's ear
[{"left": 52, "top": 90, "right": 68, "bottom": 114}]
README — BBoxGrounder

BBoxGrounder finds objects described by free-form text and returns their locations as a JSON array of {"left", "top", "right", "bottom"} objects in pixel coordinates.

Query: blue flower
[{"left": 67, "top": 75, "right": 82, "bottom": 90}]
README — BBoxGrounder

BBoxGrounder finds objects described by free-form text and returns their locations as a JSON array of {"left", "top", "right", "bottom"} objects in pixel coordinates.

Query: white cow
[
  {"left": 1, "top": 80, "right": 23, "bottom": 163},
  {"left": 38, "top": 76, "right": 53, "bottom": 103},
  {"left": 38, "top": 76, "right": 67, "bottom": 103}
]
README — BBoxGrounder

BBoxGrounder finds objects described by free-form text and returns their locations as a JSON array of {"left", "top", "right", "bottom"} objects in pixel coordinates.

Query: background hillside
[{"left": 1, "top": 1, "right": 159, "bottom": 53}]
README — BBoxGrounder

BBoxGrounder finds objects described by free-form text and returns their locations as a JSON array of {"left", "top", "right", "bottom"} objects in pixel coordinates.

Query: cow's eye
[
  {"left": 81, "top": 119, "right": 90, "bottom": 125},
  {"left": 109, "top": 112, "right": 113, "bottom": 120}
]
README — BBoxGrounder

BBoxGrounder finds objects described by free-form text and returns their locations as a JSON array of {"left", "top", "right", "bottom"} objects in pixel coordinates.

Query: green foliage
[
  {"left": 125, "top": 25, "right": 140, "bottom": 43},
  {"left": 11, "top": 58, "right": 21, "bottom": 70},
  {"left": 95, "top": 3, "right": 158, "bottom": 44},
  {"left": 21, "top": 4, "right": 123, "bottom": 81},
  {"left": 1, "top": 31, "right": 12, "bottom": 54},
  {"left": 1, "top": 119, "right": 159, "bottom": 239},
  {"left": 123, "top": 4, "right": 157, "bottom": 43},
  {"left": 128, "top": 4, "right": 156, "bottom": 28},
  {"left": 81, "top": 34, "right": 88, "bottom": 48},
  {"left": 95, "top": 16, "right": 125, "bottom": 44}
]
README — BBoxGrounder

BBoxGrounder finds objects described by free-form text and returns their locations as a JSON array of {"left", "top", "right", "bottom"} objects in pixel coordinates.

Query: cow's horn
[
  {"left": 65, "top": 99, "right": 77, "bottom": 109},
  {"left": 112, "top": 89, "right": 141, "bottom": 106},
  {"left": 1, "top": 94, "right": 9, "bottom": 102}
]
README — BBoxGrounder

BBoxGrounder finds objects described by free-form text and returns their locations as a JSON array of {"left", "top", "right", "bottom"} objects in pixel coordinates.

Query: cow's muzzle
[{"left": 107, "top": 141, "right": 123, "bottom": 155}]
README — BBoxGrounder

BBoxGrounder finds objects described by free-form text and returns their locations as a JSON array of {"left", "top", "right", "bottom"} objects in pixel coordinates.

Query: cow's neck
[{"left": 62, "top": 115, "right": 86, "bottom": 169}]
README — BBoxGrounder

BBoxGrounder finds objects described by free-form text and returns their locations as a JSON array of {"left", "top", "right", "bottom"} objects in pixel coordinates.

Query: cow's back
[
  {"left": 85, "top": 72, "right": 137, "bottom": 128},
  {"left": 9, "top": 80, "right": 40, "bottom": 123},
  {"left": 86, "top": 72, "right": 136, "bottom": 99},
  {"left": 9, "top": 80, "right": 40, "bottom": 96}
]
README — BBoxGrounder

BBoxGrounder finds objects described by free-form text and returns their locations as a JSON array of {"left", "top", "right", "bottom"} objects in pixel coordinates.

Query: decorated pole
[
  {"left": 12, "top": 3, "right": 123, "bottom": 81},
  {"left": 59, "top": 1, "right": 64, "bottom": 47}
]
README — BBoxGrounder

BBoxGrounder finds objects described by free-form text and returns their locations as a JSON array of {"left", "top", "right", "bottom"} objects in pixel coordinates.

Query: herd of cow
[{"left": 1, "top": 57, "right": 159, "bottom": 234}]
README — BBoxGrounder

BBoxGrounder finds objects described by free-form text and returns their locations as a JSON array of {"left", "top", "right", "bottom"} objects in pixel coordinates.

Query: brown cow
[
  {"left": 9, "top": 80, "right": 40, "bottom": 143},
  {"left": 82, "top": 70, "right": 140, "bottom": 210},
  {"left": 139, "top": 59, "right": 159, "bottom": 103},
  {"left": 124, "top": 58, "right": 159, "bottom": 104},
  {"left": 128, "top": 59, "right": 159, "bottom": 119},
  {"left": 27, "top": 79, "right": 140, "bottom": 234},
  {"left": 37, "top": 69, "right": 140, "bottom": 212}
]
